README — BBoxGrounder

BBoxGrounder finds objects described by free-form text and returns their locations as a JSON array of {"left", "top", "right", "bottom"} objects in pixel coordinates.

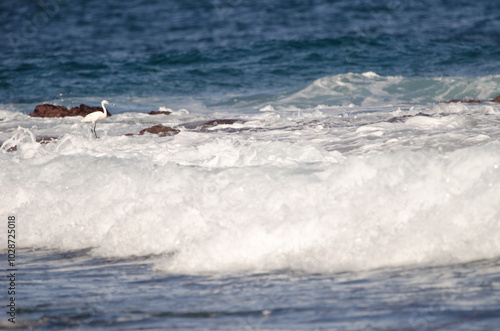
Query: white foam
[
  {"left": 160, "top": 106, "right": 190, "bottom": 115},
  {"left": 1, "top": 101, "right": 500, "bottom": 275}
]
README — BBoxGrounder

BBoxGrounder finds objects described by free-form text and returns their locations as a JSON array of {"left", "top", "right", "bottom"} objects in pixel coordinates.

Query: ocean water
[{"left": 1, "top": 0, "right": 500, "bottom": 329}]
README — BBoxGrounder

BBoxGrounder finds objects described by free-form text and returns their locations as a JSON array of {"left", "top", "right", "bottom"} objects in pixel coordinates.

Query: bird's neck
[{"left": 101, "top": 102, "right": 107, "bottom": 116}]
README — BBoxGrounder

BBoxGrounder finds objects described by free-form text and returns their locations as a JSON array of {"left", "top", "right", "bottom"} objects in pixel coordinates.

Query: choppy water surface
[{"left": 8, "top": 249, "right": 500, "bottom": 330}]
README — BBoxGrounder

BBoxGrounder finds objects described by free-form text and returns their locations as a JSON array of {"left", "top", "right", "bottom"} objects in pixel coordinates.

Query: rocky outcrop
[
  {"left": 490, "top": 95, "right": 500, "bottom": 102},
  {"left": 27, "top": 103, "right": 245, "bottom": 138},
  {"left": 29, "top": 104, "right": 71, "bottom": 117},
  {"left": 148, "top": 110, "right": 171, "bottom": 115},
  {"left": 442, "top": 95, "right": 500, "bottom": 103},
  {"left": 138, "top": 125, "right": 180, "bottom": 136},
  {"left": 29, "top": 104, "right": 112, "bottom": 118},
  {"left": 124, "top": 119, "right": 244, "bottom": 137}
]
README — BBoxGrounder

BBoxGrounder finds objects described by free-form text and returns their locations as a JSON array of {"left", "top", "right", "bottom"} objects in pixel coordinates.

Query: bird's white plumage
[
  {"left": 82, "top": 100, "right": 110, "bottom": 123},
  {"left": 82, "top": 100, "right": 113, "bottom": 139}
]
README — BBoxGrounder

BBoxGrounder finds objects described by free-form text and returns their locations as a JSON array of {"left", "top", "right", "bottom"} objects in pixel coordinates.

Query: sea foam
[
  {"left": 2, "top": 126, "right": 500, "bottom": 274},
  {"left": 1, "top": 99, "right": 500, "bottom": 274}
]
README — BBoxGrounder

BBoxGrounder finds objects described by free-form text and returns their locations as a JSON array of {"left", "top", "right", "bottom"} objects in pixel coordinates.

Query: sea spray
[{"left": 2, "top": 133, "right": 500, "bottom": 274}]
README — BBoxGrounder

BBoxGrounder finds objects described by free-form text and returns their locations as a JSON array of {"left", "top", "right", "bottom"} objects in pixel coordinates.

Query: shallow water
[{"left": 4, "top": 249, "right": 499, "bottom": 330}]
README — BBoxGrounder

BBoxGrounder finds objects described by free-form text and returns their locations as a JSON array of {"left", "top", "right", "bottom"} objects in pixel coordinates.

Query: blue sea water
[
  {"left": 1, "top": 0, "right": 500, "bottom": 329},
  {"left": 2, "top": 0, "right": 500, "bottom": 109}
]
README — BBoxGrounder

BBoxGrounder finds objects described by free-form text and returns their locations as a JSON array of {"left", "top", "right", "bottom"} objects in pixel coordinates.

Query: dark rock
[
  {"left": 36, "top": 136, "right": 58, "bottom": 144},
  {"left": 490, "top": 95, "right": 500, "bottom": 103},
  {"left": 29, "top": 103, "right": 112, "bottom": 118},
  {"left": 387, "top": 117, "right": 404, "bottom": 123},
  {"left": 1, "top": 140, "right": 17, "bottom": 152},
  {"left": 29, "top": 104, "right": 70, "bottom": 118},
  {"left": 413, "top": 112, "right": 431, "bottom": 117},
  {"left": 1, "top": 136, "right": 59, "bottom": 152},
  {"left": 181, "top": 119, "right": 242, "bottom": 130},
  {"left": 148, "top": 110, "right": 171, "bottom": 115},
  {"left": 202, "top": 119, "right": 239, "bottom": 126},
  {"left": 5, "top": 145, "right": 17, "bottom": 152},
  {"left": 443, "top": 99, "right": 482, "bottom": 104},
  {"left": 138, "top": 125, "right": 180, "bottom": 137}
]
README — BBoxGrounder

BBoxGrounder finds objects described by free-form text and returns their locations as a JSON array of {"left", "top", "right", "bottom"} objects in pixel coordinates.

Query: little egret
[{"left": 82, "top": 100, "right": 114, "bottom": 139}]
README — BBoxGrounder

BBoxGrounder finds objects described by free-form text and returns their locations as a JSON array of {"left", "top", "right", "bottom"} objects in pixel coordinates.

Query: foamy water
[{"left": 2, "top": 91, "right": 500, "bottom": 275}]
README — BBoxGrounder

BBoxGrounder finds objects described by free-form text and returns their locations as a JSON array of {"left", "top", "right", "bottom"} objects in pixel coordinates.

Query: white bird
[{"left": 82, "top": 100, "right": 114, "bottom": 139}]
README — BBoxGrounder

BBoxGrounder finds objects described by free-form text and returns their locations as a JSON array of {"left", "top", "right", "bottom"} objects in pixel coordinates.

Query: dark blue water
[{"left": 2, "top": 0, "right": 500, "bottom": 107}]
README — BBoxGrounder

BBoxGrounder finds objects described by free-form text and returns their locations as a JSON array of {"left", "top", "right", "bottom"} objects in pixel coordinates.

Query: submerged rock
[
  {"left": 443, "top": 99, "right": 482, "bottom": 104},
  {"left": 148, "top": 110, "right": 172, "bottom": 115},
  {"left": 3, "top": 145, "right": 17, "bottom": 152},
  {"left": 36, "top": 136, "right": 59, "bottom": 144},
  {"left": 181, "top": 119, "right": 242, "bottom": 130},
  {"left": 201, "top": 119, "right": 240, "bottom": 126},
  {"left": 387, "top": 112, "right": 431, "bottom": 123},
  {"left": 138, "top": 125, "right": 180, "bottom": 136},
  {"left": 1, "top": 136, "right": 59, "bottom": 152}
]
